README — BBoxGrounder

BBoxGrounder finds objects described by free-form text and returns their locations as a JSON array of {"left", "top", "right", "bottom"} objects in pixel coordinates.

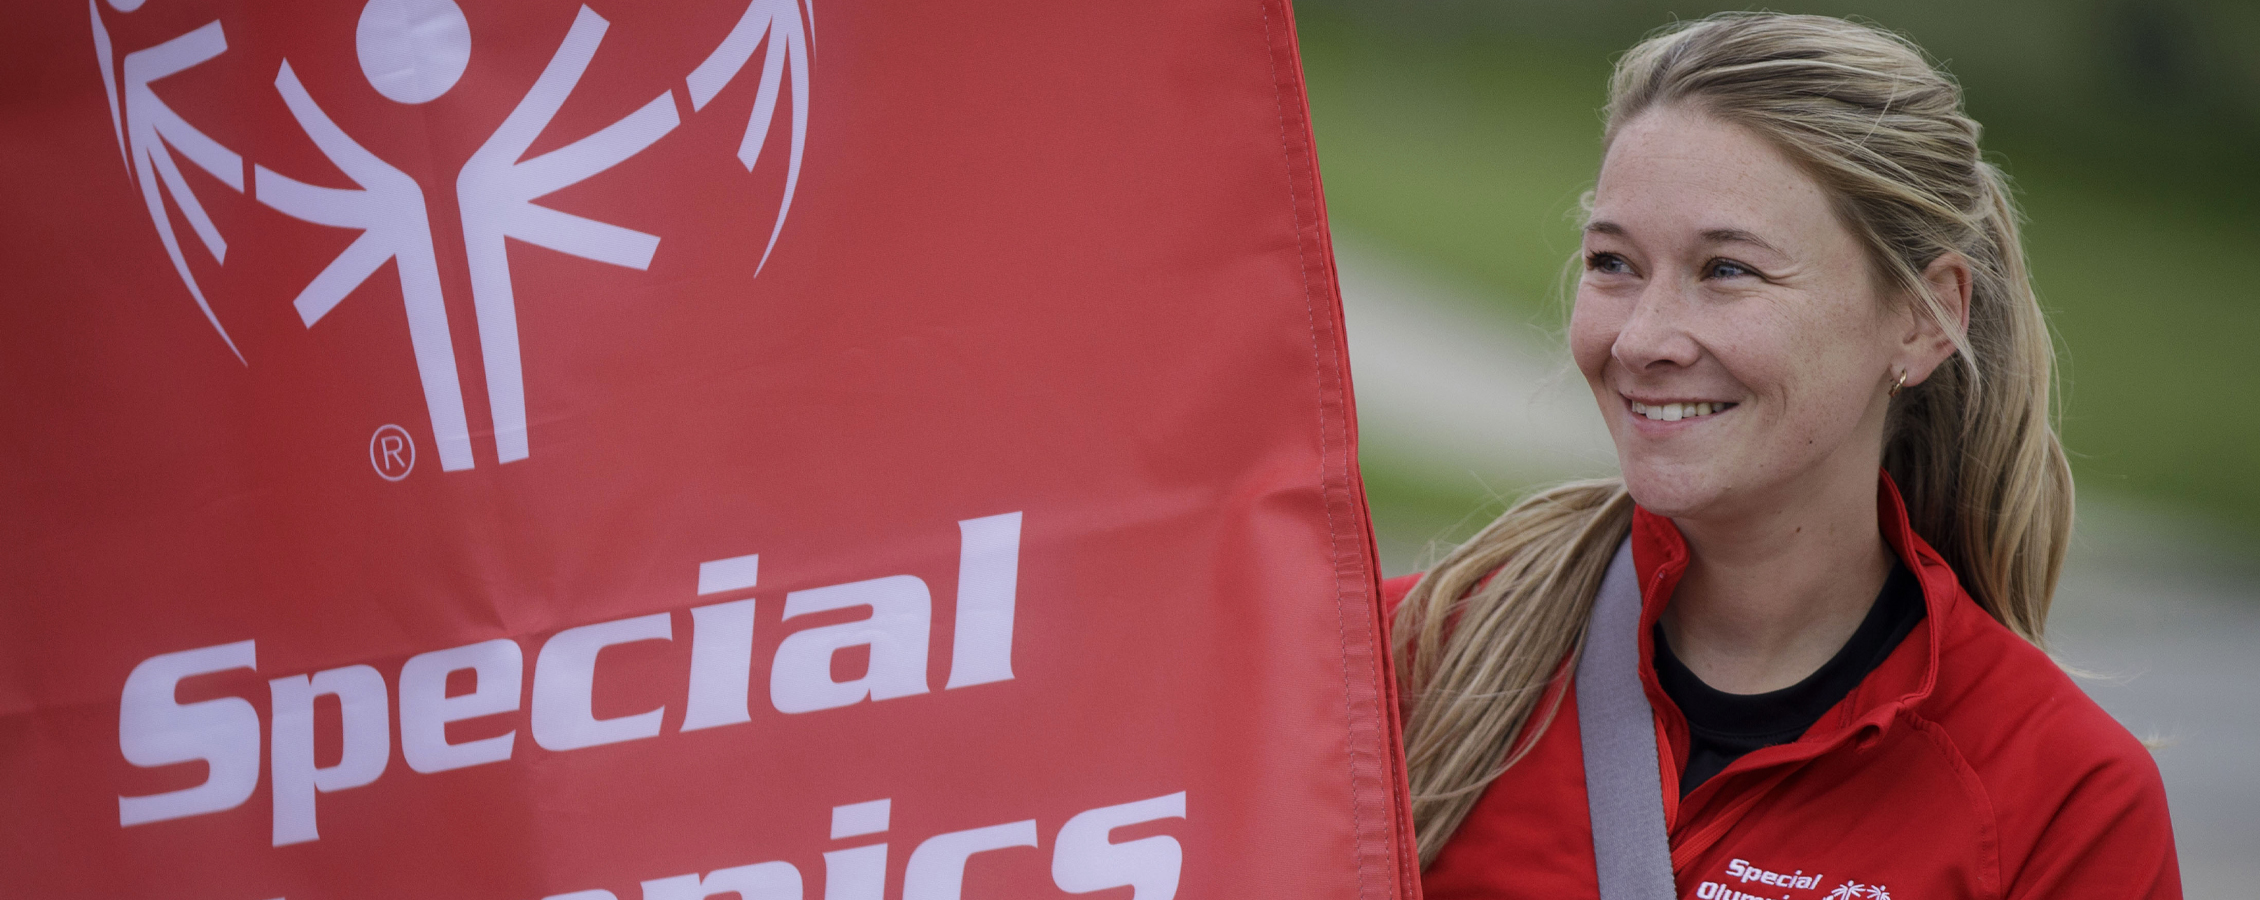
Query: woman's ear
[{"left": 1899, "top": 252, "right": 1972, "bottom": 387}]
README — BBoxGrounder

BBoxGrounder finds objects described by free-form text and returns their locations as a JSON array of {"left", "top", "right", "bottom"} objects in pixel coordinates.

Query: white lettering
[
  {"left": 1052, "top": 792, "right": 1187, "bottom": 899},
  {"left": 642, "top": 861, "right": 802, "bottom": 900},
  {"left": 533, "top": 613, "right": 673, "bottom": 750},
  {"left": 945, "top": 512, "right": 1021, "bottom": 688},
  {"left": 825, "top": 797, "right": 889, "bottom": 900},
  {"left": 268, "top": 664, "right": 389, "bottom": 845},
  {"left": 400, "top": 638, "right": 522, "bottom": 773},
  {"left": 905, "top": 820, "right": 1038, "bottom": 900},
  {"left": 824, "top": 845, "right": 886, "bottom": 900},
  {"left": 1730, "top": 858, "right": 1812, "bottom": 889},
  {"left": 696, "top": 552, "right": 761, "bottom": 596},
  {"left": 118, "top": 640, "right": 260, "bottom": 826},
  {"left": 771, "top": 576, "right": 931, "bottom": 714},
  {"left": 681, "top": 598, "right": 758, "bottom": 731},
  {"left": 832, "top": 799, "right": 890, "bottom": 839},
  {"left": 114, "top": 516, "right": 1029, "bottom": 836},
  {"left": 530, "top": 792, "right": 1185, "bottom": 900}
]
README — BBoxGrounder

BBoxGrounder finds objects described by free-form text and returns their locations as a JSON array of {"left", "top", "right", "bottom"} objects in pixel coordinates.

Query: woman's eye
[
  {"left": 1585, "top": 252, "right": 1630, "bottom": 275},
  {"left": 1704, "top": 259, "right": 1754, "bottom": 279}
]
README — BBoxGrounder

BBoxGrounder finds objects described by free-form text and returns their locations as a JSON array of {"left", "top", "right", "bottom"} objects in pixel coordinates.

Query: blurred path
[
  {"left": 1335, "top": 239, "right": 1616, "bottom": 485},
  {"left": 1335, "top": 236, "right": 2260, "bottom": 898},
  {"left": 2047, "top": 513, "right": 2260, "bottom": 899}
]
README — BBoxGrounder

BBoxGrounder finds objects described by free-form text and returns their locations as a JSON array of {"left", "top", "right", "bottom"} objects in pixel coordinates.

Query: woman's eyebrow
[
  {"left": 1700, "top": 228, "right": 1788, "bottom": 256},
  {"left": 1584, "top": 221, "right": 1628, "bottom": 238}
]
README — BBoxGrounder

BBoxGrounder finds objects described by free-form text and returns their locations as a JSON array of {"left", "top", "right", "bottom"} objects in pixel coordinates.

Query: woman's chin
[{"left": 1619, "top": 462, "right": 1731, "bottom": 519}]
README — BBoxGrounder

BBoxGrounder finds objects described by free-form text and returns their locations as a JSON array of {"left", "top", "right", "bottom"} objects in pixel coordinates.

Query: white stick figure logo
[
  {"left": 688, "top": 0, "right": 812, "bottom": 273},
  {"left": 92, "top": 0, "right": 814, "bottom": 473},
  {"left": 255, "top": 1, "right": 679, "bottom": 472},
  {"left": 91, "top": 0, "right": 247, "bottom": 362}
]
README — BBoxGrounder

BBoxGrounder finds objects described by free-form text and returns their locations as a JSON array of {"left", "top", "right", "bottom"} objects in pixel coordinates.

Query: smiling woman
[
  {"left": 1572, "top": 104, "right": 1967, "bottom": 696},
  {"left": 1382, "top": 12, "right": 2180, "bottom": 900}
]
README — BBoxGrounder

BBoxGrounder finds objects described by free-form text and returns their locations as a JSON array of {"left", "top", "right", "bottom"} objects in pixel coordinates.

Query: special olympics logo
[{"left": 91, "top": 0, "right": 813, "bottom": 472}]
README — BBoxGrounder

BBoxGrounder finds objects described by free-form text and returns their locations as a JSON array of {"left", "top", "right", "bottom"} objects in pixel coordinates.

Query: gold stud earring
[{"left": 1889, "top": 369, "right": 1908, "bottom": 398}]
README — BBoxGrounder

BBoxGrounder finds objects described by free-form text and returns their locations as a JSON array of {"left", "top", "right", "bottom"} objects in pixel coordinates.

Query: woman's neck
[{"left": 1658, "top": 465, "right": 1894, "bottom": 695}]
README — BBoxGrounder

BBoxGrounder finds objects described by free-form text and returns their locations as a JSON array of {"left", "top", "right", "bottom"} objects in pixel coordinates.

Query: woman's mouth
[{"left": 1628, "top": 399, "right": 1737, "bottom": 422}]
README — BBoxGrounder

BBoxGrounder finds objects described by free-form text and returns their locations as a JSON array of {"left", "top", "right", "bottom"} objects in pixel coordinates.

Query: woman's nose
[{"left": 1610, "top": 282, "right": 1702, "bottom": 372}]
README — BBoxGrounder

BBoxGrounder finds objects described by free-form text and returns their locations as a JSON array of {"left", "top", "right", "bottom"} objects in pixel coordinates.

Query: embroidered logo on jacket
[{"left": 1695, "top": 859, "right": 1891, "bottom": 900}]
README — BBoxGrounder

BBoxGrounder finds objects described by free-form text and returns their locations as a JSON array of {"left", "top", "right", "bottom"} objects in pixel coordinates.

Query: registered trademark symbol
[{"left": 370, "top": 424, "right": 415, "bottom": 481}]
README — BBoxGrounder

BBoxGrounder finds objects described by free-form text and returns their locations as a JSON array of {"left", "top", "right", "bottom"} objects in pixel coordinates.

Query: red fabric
[
  {"left": 0, "top": 1, "right": 1419, "bottom": 897},
  {"left": 1384, "top": 475, "right": 2180, "bottom": 900}
]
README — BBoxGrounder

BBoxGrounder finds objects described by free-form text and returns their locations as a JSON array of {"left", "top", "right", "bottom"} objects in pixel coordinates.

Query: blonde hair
[{"left": 1392, "top": 12, "right": 2074, "bottom": 865}]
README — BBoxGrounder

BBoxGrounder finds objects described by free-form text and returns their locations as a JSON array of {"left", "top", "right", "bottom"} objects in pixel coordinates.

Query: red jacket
[{"left": 1384, "top": 476, "right": 2180, "bottom": 899}]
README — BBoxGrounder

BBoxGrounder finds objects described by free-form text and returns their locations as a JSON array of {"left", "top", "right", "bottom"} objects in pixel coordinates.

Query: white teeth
[{"left": 1631, "top": 400, "right": 1731, "bottom": 422}]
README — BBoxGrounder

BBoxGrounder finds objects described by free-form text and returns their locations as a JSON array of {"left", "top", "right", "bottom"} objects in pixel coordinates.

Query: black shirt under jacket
[{"left": 1653, "top": 562, "right": 1926, "bottom": 796}]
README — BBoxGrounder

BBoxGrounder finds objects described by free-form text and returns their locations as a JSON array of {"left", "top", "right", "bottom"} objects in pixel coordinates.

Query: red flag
[{"left": 0, "top": 1, "right": 1416, "bottom": 898}]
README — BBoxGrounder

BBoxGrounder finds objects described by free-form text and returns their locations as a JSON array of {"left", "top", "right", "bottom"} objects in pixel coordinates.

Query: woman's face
[{"left": 1570, "top": 105, "right": 1920, "bottom": 522}]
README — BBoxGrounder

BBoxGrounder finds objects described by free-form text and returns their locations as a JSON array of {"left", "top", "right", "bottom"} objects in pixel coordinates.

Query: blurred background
[{"left": 1292, "top": 1, "right": 2257, "bottom": 895}]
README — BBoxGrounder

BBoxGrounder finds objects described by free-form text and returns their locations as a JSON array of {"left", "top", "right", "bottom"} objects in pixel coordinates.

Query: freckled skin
[
  {"left": 1569, "top": 105, "right": 1967, "bottom": 691},
  {"left": 1574, "top": 106, "right": 1911, "bottom": 525}
]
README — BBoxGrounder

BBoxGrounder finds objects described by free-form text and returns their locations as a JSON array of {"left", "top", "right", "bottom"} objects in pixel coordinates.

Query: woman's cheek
[{"left": 1567, "top": 290, "right": 1619, "bottom": 381}]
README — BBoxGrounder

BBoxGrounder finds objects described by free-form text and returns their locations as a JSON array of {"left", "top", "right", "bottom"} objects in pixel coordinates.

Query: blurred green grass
[{"left": 1298, "top": 9, "right": 2260, "bottom": 538}]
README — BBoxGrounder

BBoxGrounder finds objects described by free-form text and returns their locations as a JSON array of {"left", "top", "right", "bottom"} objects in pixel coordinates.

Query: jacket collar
[{"left": 1626, "top": 470, "right": 1966, "bottom": 814}]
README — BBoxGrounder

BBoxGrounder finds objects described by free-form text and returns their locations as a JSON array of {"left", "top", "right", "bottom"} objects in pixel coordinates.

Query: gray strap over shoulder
[{"left": 1575, "top": 536, "right": 1677, "bottom": 900}]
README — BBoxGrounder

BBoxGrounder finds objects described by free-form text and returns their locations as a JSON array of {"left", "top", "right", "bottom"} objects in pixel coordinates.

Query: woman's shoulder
[
  {"left": 1925, "top": 598, "right": 2154, "bottom": 772},
  {"left": 1915, "top": 595, "right": 2176, "bottom": 892}
]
